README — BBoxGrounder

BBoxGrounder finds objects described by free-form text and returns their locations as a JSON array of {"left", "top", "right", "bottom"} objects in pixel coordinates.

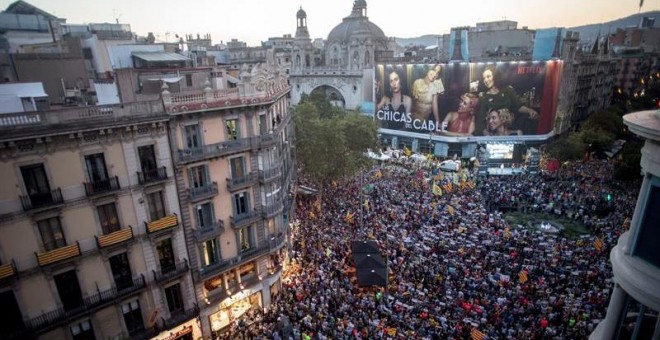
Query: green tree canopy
[{"left": 294, "top": 95, "right": 378, "bottom": 186}]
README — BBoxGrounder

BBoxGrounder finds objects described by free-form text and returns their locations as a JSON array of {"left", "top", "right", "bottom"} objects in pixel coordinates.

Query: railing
[
  {"left": 259, "top": 167, "right": 281, "bottom": 183},
  {"left": 189, "top": 182, "right": 218, "bottom": 202},
  {"left": 260, "top": 133, "right": 278, "bottom": 147},
  {"left": 194, "top": 220, "right": 225, "bottom": 241},
  {"left": 229, "top": 211, "right": 261, "bottom": 229},
  {"left": 153, "top": 259, "right": 189, "bottom": 284},
  {"left": 35, "top": 242, "right": 81, "bottom": 267},
  {"left": 137, "top": 166, "right": 168, "bottom": 185},
  {"left": 20, "top": 188, "right": 64, "bottom": 211},
  {"left": 23, "top": 275, "right": 146, "bottom": 334},
  {"left": 176, "top": 137, "right": 255, "bottom": 164},
  {"left": 161, "top": 305, "right": 199, "bottom": 332},
  {"left": 95, "top": 226, "right": 134, "bottom": 248},
  {"left": 226, "top": 173, "right": 258, "bottom": 192},
  {"left": 0, "top": 100, "right": 165, "bottom": 128},
  {"left": 199, "top": 237, "right": 285, "bottom": 281},
  {"left": 0, "top": 260, "right": 17, "bottom": 281},
  {"left": 83, "top": 176, "right": 120, "bottom": 196},
  {"left": 268, "top": 234, "right": 287, "bottom": 250},
  {"left": 262, "top": 202, "right": 283, "bottom": 218},
  {"left": 145, "top": 214, "right": 178, "bottom": 234}
]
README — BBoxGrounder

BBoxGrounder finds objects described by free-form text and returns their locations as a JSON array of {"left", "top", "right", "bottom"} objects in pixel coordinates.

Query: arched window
[
  {"left": 295, "top": 55, "right": 301, "bottom": 67},
  {"left": 332, "top": 47, "right": 339, "bottom": 65},
  {"left": 364, "top": 50, "right": 371, "bottom": 67},
  {"left": 305, "top": 55, "right": 310, "bottom": 67},
  {"left": 353, "top": 51, "right": 359, "bottom": 69}
]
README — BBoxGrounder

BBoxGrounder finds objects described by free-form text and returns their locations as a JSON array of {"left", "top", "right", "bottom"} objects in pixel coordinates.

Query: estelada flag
[
  {"left": 471, "top": 328, "right": 486, "bottom": 340},
  {"left": 518, "top": 270, "right": 528, "bottom": 284},
  {"left": 594, "top": 237, "right": 604, "bottom": 252}
]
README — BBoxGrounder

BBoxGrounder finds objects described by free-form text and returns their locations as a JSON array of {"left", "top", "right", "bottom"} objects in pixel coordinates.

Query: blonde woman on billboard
[
  {"left": 483, "top": 108, "right": 522, "bottom": 136},
  {"left": 377, "top": 69, "right": 412, "bottom": 114},
  {"left": 411, "top": 64, "right": 444, "bottom": 123},
  {"left": 441, "top": 93, "right": 478, "bottom": 136}
]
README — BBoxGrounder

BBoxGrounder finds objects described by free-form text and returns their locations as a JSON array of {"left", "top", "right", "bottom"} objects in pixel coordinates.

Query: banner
[{"left": 374, "top": 61, "right": 562, "bottom": 140}]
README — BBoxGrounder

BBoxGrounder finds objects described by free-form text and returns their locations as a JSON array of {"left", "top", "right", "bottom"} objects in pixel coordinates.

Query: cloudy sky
[{"left": 10, "top": 0, "right": 660, "bottom": 45}]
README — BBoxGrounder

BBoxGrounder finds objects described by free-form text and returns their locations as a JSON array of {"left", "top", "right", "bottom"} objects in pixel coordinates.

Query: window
[
  {"left": 233, "top": 192, "right": 249, "bottom": 215},
  {"left": 97, "top": 203, "right": 120, "bottom": 234},
  {"left": 189, "top": 165, "right": 208, "bottom": 189},
  {"left": 164, "top": 283, "right": 184, "bottom": 314},
  {"left": 21, "top": 163, "right": 50, "bottom": 195},
  {"left": 38, "top": 217, "right": 66, "bottom": 251},
  {"left": 54, "top": 270, "right": 84, "bottom": 311},
  {"left": 230, "top": 157, "right": 246, "bottom": 179},
  {"left": 201, "top": 239, "right": 219, "bottom": 266},
  {"left": 259, "top": 114, "right": 268, "bottom": 135},
  {"left": 146, "top": 191, "right": 166, "bottom": 221},
  {"left": 138, "top": 145, "right": 157, "bottom": 172},
  {"left": 184, "top": 124, "right": 201, "bottom": 149},
  {"left": 239, "top": 262, "right": 256, "bottom": 282},
  {"left": 0, "top": 290, "right": 25, "bottom": 337},
  {"left": 157, "top": 238, "right": 175, "bottom": 273},
  {"left": 225, "top": 119, "right": 239, "bottom": 140},
  {"left": 85, "top": 153, "right": 109, "bottom": 183},
  {"left": 238, "top": 226, "right": 253, "bottom": 252},
  {"left": 121, "top": 300, "right": 144, "bottom": 335},
  {"left": 70, "top": 320, "right": 95, "bottom": 340},
  {"left": 196, "top": 203, "right": 214, "bottom": 229},
  {"left": 109, "top": 253, "right": 132, "bottom": 291},
  {"left": 185, "top": 74, "right": 193, "bottom": 87}
]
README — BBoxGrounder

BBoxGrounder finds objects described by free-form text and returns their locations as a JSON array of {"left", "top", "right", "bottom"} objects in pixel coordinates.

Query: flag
[
  {"left": 364, "top": 199, "right": 370, "bottom": 211},
  {"left": 518, "top": 270, "right": 528, "bottom": 284},
  {"left": 432, "top": 183, "right": 443, "bottom": 196},
  {"left": 332, "top": 180, "right": 337, "bottom": 189},
  {"left": 447, "top": 205, "right": 455, "bottom": 215},
  {"left": 309, "top": 211, "right": 315, "bottom": 220},
  {"left": 434, "top": 173, "right": 444, "bottom": 181},
  {"left": 594, "top": 237, "right": 604, "bottom": 252},
  {"left": 325, "top": 247, "right": 332, "bottom": 257},
  {"left": 404, "top": 146, "right": 412, "bottom": 157},
  {"left": 444, "top": 182, "right": 453, "bottom": 193},
  {"left": 373, "top": 170, "right": 382, "bottom": 179},
  {"left": 467, "top": 180, "right": 475, "bottom": 189},
  {"left": 504, "top": 227, "right": 511, "bottom": 239},
  {"left": 345, "top": 211, "right": 355, "bottom": 223},
  {"left": 387, "top": 327, "right": 397, "bottom": 337},
  {"left": 471, "top": 328, "right": 487, "bottom": 340},
  {"left": 314, "top": 196, "right": 322, "bottom": 213}
]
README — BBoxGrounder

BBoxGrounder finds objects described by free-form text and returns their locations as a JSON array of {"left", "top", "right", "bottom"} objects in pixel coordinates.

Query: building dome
[
  {"left": 296, "top": 7, "right": 306, "bottom": 18},
  {"left": 327, "top": 18, "right": 386, "bottom": 44}
]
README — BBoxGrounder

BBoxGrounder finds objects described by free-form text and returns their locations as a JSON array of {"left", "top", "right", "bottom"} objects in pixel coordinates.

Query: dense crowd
[{"left": 240, "top": 159, "right": 637, "bottom": 339}]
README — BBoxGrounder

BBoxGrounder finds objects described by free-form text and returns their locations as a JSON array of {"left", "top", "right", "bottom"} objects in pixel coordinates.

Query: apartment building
[
  {"left": 0, "top": 99, "right": 199, "bottom": 339},
  {"left": 161, "top": 63, "right": 294, "bottom": 338}
]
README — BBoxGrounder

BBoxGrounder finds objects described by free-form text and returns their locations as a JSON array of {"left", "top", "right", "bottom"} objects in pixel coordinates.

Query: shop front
[
  {"left": 209, "top": 291, "right": 263, "bottom": 339},
  {"left": 150, "top": 319, "right": 201, "bottom": 340}
]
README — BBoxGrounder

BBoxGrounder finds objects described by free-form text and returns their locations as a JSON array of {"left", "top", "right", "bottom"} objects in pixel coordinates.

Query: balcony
[
  {"left": 137, "top": 166, "right": 168, "bottom": 185},
  {"left": 259, "top": 167, "right": 281, "bottom": 183},
  {"left": 229, "top": 211, "right": 261, "bottom": 229},
  {"left": 0, "top": 260, "right": 17, "bottom": 282},
  {"left": 95, "top": 226, "right": 134, "bottom": 248},
  {"left": 260, "top": 133, "right": 277, "bottom": 148},
  {"left": 199, "top": 258, "right": 237, "bottom": 280},
  {"left": 193, "top": 220, "right": 225, "bottom": 241},
  {"left": 83, "top": 176, "right": 120, "bottom": 197},
  {"left": 176, "top": 138, "right": 255, "bottom": 164},
  {"left": 262, "top": 202, "right": 283, "bottom": 218},
  {"left": 20, "top": 188, "right": 64, "bottom": 211},
  {"left": 22, "top": 275, "right": 146, "bottom": 335},
  {"left": 145, "top": 214, "right": 178, "bottom": 234},
  {"left": 226, "top": 173, "right": 258, "bottom": 192},
  {"left": 153, "top": 259, "right": 189, "bottom": 284},
  {"left": 163, "top": 84, "right": 290, "bottom": 114},
  {"left": 189, "top": 182, "right": 218, "bottom": 202},
  {"left": 35, "top": 242, "right": 81, "bottom": 267}
]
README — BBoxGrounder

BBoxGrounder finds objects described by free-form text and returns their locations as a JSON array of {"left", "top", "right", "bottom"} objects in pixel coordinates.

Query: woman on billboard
[
  {"left": 482, "top": 108, "right": 522, "bottom": 136},
  {"left": 474, "top": 66, "right": 538, "bottom": 136},
  {"left": 377, "top": 69, "right": 412, "bottom": 115},
  {"left": 440, "top": 93, "right": 478, "bottom": 136},
  {"left": 411, "top": 64, "right": 444, "bottom": 124}
]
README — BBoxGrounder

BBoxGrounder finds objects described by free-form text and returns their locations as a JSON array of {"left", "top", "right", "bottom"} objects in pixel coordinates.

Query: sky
[{"left": 8, "top": 0, "right": 660, "bottom": 46}]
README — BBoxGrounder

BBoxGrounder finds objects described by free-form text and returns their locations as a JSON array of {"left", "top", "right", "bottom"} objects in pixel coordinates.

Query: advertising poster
[{"left": 374, "top": 61, "right": 562, "bottom": 139}]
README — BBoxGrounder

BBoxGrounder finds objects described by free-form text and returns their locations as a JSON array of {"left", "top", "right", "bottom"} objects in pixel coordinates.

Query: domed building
[{"left": 290, "top": 0, "right": 395, "bottom": 110}]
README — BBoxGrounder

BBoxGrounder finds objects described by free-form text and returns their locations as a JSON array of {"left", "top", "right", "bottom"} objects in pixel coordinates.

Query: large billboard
[{"left": 374, "top": 61, "right": 562, "bottom": 139}]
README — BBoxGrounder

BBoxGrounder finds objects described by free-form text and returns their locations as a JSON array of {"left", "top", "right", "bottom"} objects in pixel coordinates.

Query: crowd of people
[{"left": 245, "top": 159, "right": 637, "bottom": 339}]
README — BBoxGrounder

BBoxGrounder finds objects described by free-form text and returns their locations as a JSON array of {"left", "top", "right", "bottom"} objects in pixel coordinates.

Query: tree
[
  {"left": 614, "top": 140, "right": 643, "bottom": 180},
  {"left": 545, "top": 132, "right": 586, "bottom": 161},
  {"left": 294, "top": 95, "right": 378, "bottom": 186}
]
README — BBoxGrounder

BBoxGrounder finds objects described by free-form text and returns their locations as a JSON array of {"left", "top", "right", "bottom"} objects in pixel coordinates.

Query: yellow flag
[
  {"left": 447, "top": 205, "right": 455, "bottom": 215},
  {"left": 594, "top": 237, "right": 604, "bottom": 252},
  {"left": 345, "top": 211, "right": 355, "bottom": 223},
  {"left": 432, "top": 183, "right": 443, "bottom": 196},
  {"left": 518, "top": 270, "right": 528, "bottom": 283},
  {"left": 364, "top": 199, "right": 370, "bottom": 211},
  {"left": 404, "top": 146, "right": 412, "bottom": 157},
  {"left": 504, "top": 227, "right": 511, "bottom": 239}
]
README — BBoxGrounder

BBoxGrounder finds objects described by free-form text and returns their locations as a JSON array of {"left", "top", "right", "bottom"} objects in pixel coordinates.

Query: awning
[
  {"left": 132, "top": 52, "right": 190, "bottom": 62},
  {"left": 226, "top": 74, "right": 240, "bottom": 84},
  {"left": 0, "top": 82, "right": 48, "bottom": 97},
  {"left": 144, "top": 76, "right": 183, "bottom": 83}
]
